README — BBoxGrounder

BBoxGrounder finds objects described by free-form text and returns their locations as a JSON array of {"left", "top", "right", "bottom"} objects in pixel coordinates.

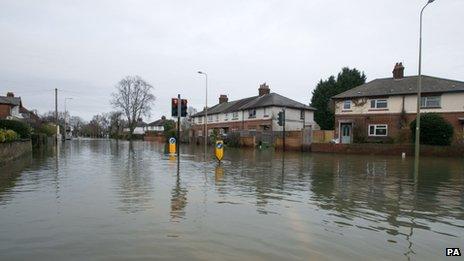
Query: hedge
[
  {"left": 410, "top": 113, "right": 454, "bottom": 146},
  {"left": 0, "top": 119, "right": 31, "bottom": 139}
]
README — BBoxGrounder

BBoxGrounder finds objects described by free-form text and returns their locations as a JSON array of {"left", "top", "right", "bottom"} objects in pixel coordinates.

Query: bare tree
[{"left": 110, "top": 76, "right": 155, "bottom": 139}]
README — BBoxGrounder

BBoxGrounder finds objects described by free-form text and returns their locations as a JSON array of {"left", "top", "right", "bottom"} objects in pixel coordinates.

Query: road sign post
[{"left": 215, "top": 140, "right": 224, "bottom": 162}]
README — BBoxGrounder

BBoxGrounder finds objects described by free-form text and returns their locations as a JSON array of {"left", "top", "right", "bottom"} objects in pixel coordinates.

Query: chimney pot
[
  {"left": 258, "top": 83, "right": 270, "bottom": 96},
  {"left": 392, "top": 62, "right": 405, "bottom": 79},
  {"left": 6, "top": 92, "right": 14, "bottom": 97},
  {"left": 219, "top": 94, "right": 228, "bottom": 104}
]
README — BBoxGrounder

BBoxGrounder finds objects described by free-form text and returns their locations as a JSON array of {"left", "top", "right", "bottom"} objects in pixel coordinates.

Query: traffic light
[
  {"left": 277, "top": 111, "right": 284, "bottom": 126},
  {"left": 181, "top": 99, "right": 188, "bottom": 117},
  {"left": 171, "top": 98, "right": 179, "bottom": 117}
]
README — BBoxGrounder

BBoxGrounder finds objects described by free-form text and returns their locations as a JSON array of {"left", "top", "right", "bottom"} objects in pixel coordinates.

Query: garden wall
[
  {"left": 0, "top": 140, "right": 32, "bottom": 164},
  {"left": 311, "top": 143, "right": 464, "bottom": 157}
]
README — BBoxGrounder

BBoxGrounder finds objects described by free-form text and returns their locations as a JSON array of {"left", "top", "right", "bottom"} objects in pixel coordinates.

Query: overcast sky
[{"left": 1, "top": 0, "right": 463, "bottom": 121}]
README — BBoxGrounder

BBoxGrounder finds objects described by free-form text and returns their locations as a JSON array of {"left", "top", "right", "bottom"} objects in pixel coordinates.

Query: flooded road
[{"left": 0, "top": 139, "right": 463, "bottom": 260}]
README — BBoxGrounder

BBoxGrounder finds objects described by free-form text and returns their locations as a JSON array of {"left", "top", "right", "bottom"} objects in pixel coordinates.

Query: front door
[{"left": 340, "top": 123, "right": 352, "bottom": 144}]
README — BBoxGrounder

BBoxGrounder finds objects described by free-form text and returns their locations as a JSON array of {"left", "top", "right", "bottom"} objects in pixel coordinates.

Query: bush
[
  {"left": 0, "top": 129, "right": 20, "bottom": 143},
  {"left": 36, "top": 123, "right": 56, "bottom": 137},
  {"left": 410, "top": 113, "right": 453, "bottom": 146},
  {"left": 0, "top": 119, "right": 31, "bottom": 139}
]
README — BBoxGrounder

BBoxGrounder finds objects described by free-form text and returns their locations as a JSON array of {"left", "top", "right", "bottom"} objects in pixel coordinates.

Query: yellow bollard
[
  {"left": 215, "top": 140, "right": 224, "bottom": 162},
  {"left": 169, "top": 137, "right": 176, "bottom": 155}
]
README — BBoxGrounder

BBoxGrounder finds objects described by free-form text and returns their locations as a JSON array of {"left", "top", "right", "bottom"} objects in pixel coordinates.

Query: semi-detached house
[
  {"left": 332, "top": 63, "right": 464, "bottom": 144},
  {"left": 190, "top": 83, "right": 316, "bottom": 138}
]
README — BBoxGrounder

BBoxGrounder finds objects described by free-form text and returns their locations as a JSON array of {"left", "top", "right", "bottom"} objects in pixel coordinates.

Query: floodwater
[{"left": 0, "top": 140, "right": 463, "bottom": 260}]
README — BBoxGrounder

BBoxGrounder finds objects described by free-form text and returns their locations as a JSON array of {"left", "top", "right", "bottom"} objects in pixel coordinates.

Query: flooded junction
[{"left": 0, "top": 140, "right": 463, "bottom": 260}]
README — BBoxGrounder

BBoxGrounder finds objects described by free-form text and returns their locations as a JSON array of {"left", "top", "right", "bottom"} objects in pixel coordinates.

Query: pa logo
[
  {"left": 216, "top": 142, "right": 223, "bottom": 149},
  {"left": 446, "top": 248, "right": 461, "bottom": 256},
  {"left": 169, "top": 137, "right": 176, "bottom": 144}
]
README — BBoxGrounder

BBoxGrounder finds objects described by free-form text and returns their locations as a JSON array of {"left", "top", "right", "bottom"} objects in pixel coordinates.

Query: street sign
[
  {"left": 169, "top": 137, "right": 176, "bottom": 154},
  {"left": 215, "top": 140, "right": 224, "bottom": 162}
]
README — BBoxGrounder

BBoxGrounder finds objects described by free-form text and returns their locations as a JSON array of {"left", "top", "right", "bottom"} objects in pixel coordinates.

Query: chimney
[
  {"left": 161, "top": 116, "right": 166, "bottom": 120},
  {"left": 392, "top": 62, "right": 405, "bottom": 79},
  {"left": 258, "top": 83, "right": 270, "bottom": 96},
  {"left": 219, "top": 94, "right": 228, "bottom": 104},
  {"left": 6, "top": 92, "right": 14, "bottom": 97}
]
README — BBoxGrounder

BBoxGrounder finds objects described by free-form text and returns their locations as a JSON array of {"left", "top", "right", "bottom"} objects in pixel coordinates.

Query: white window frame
[
  {"left": 232, "top": 111, "right": 239, "bottom": 120},
  {"left": 224, "top": 113, "right": 228, "bottom": 121},
  {"left": 421, "top": 96, "right": 441, "bottom": 108},
  {"left": 248, "top": 109, "right": 256, "bottom": 119},
  {"left": 370, "top": 99, "right": 388, "bottom": 109},
  {"left": 343, "top": 100, "right": 351, "bottom": 110},
  {"left": 207, "top": 115, "right": 213, "bottom": 122},
  {"left": 368, "top": 124, "right": 388, "bottom": 137},
  {"left": 300, "top": 110, "right": 305, "bottom": 120}
]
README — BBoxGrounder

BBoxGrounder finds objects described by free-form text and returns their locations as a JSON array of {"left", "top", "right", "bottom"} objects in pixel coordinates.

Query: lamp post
[
  {"left": 414, "top": 0, "right": 435, "bottom": 175},
  {"left": 64, "top": 97, "right": 73, "bottom": 140},
  {"left": 198, "top": 71, "right": 208, "bottom": 158}
]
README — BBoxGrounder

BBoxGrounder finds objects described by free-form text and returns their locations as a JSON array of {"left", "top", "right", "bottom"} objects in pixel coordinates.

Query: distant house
[
  {"left": 123, "top": 118, "right": 148, "bottom": 135},
  {"left": 147, "top": 116, "right": 173, "bottom": 133},
  {"left": 332, "top": 63, "right": 464, "bottom": 144},
  {"left": 0, "top": 92, "right": 39, "bottom": 123},
  {"left": 190, "top": 83, "right": 316, "bottom": 137}
]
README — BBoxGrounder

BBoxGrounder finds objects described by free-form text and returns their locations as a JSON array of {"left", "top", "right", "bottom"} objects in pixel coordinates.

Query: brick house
[
  {"left": 190, "top": 83, "right": 316, "bottom": 138},
  {"left": 0, "top": 92, "right": 39, "bottom": 123},
  {"left": 332, "top": 63, "right": 464, "bottom": 144}
]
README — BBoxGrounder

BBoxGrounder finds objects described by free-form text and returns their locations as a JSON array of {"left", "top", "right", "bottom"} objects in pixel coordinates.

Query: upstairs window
[
  {"left": 207, "top": 115, "right": 213, "bottom": 122},
  {"left": 215, "top": 114, "right": 219, "bottom": 122},
  {"left": 370, "top": 99, "right": 388, "bottom": 109},
  {"left": 343, "top": 100, "right": 351, "bottom": 110},
  {"left": 224, "top": 113, "right": 228, "bottom": 121},
  {"left": 232, "top": 112, "right": 239, "bottom": 119},
  {"left": 300, "top": 110, "right": 305, "bottom": 120},
  {"left": 421, "top": 96, "right": 441, "bottom": 108},
  {"left": 248, "top": 109, "right": 256, "bottom": 118}
]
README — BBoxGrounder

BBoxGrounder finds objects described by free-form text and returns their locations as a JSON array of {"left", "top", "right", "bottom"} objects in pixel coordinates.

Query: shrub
[
  {"left": 0, "top": 119, "right": 31, "bottom": 139},
  {"left": 36, "top": 123, "right": 56, "bottom": 137},
  {"left": 0, "top": 129, "right": 19, "bottom": 143},
  {"left": 410, "top": 113, "right": 454, "bottom": 146}
]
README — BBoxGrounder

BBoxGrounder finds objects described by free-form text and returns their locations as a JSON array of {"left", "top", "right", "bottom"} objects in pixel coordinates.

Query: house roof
[
  {"left": 148, "top": 118, "right": 173, "bottom": 126},
  {"left": 332, "top": 75, "right": 464, "bottom": 99},
  {"left": 193, "top": 92, "right": 315, "bottom": 117},
  {"left": 0, "top": 96, "right": 21, "bottom": 106}
]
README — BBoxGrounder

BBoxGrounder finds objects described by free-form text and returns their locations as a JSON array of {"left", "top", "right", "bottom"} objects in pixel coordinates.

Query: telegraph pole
[
  {"left": 55, "top": 88, "right": 58, "bottom": 144},
  {"left": 283, "top": 108, "right": 286, "bottom": 152},
  {"left": 177, "top": 94, "right": 181, "bottom": 163}
]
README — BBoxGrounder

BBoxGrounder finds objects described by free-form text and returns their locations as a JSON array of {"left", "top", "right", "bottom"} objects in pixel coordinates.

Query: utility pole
[
  {"left": 283, "top": 108, "right": 286, "bottom": 152},
  {"left": 177, "top": 94, "right": 181, "bottom": 164},
  {"left": 55, "top": 88, "right": 58, "bottom": 144}
]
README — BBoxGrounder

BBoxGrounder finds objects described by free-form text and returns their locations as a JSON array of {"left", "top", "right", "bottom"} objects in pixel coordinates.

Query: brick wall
[
  {"left": 335, "top": 112, "right": 464, "bottom": 144},
  {"left": 311, "top": 143, "right": 464, "bottom": 157},
  {"left": 0, "top": 140, "right": 32, "bottom": 164},
  {"left": 0, "top": 104, "right": 11, "bottom": 118}
]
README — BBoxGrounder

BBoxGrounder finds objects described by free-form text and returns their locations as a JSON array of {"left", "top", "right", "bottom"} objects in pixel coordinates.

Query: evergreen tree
[{"left": 310, "top": 67, "right": 366, "bottom": 130}]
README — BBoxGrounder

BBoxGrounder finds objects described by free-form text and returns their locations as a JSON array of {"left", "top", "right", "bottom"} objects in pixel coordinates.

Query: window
[
  {"left": 232, "top": 111, "right": 239, "bottom": 119},
  {"left": 198, "top": 130, "right": 203, "bottom": 137},
  {"left": 343, "top": 100, "right": 351, "bottom": 110},
  {"left": 197, "top": 117, "right": 203, "bottom": 123},
  {"left": 224, "top": 113, "right": 228, "bottom": 121},
  {"left": 421, "top": 96, "right": 441, "bottom": 108},
  {"left": 368, "top": 124, "right": 388, "bottom": 136},
  {"left": 215, "top": 114, "right": 219, "bottom": 122},
  {"left": 248, "top": 109, "right": 256, "bottom": 118},
  {"left": 208, "top": 115, "right": 213, "bottom": 122},
  {"left": 300, "top": 110, "right": 305, "bottom": 120},
  {"left": 263, "top": 107, "right": 268, "bottom": 117},
  {"left": 370, "top": 99, "right": 388, "bottom": 109}
]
